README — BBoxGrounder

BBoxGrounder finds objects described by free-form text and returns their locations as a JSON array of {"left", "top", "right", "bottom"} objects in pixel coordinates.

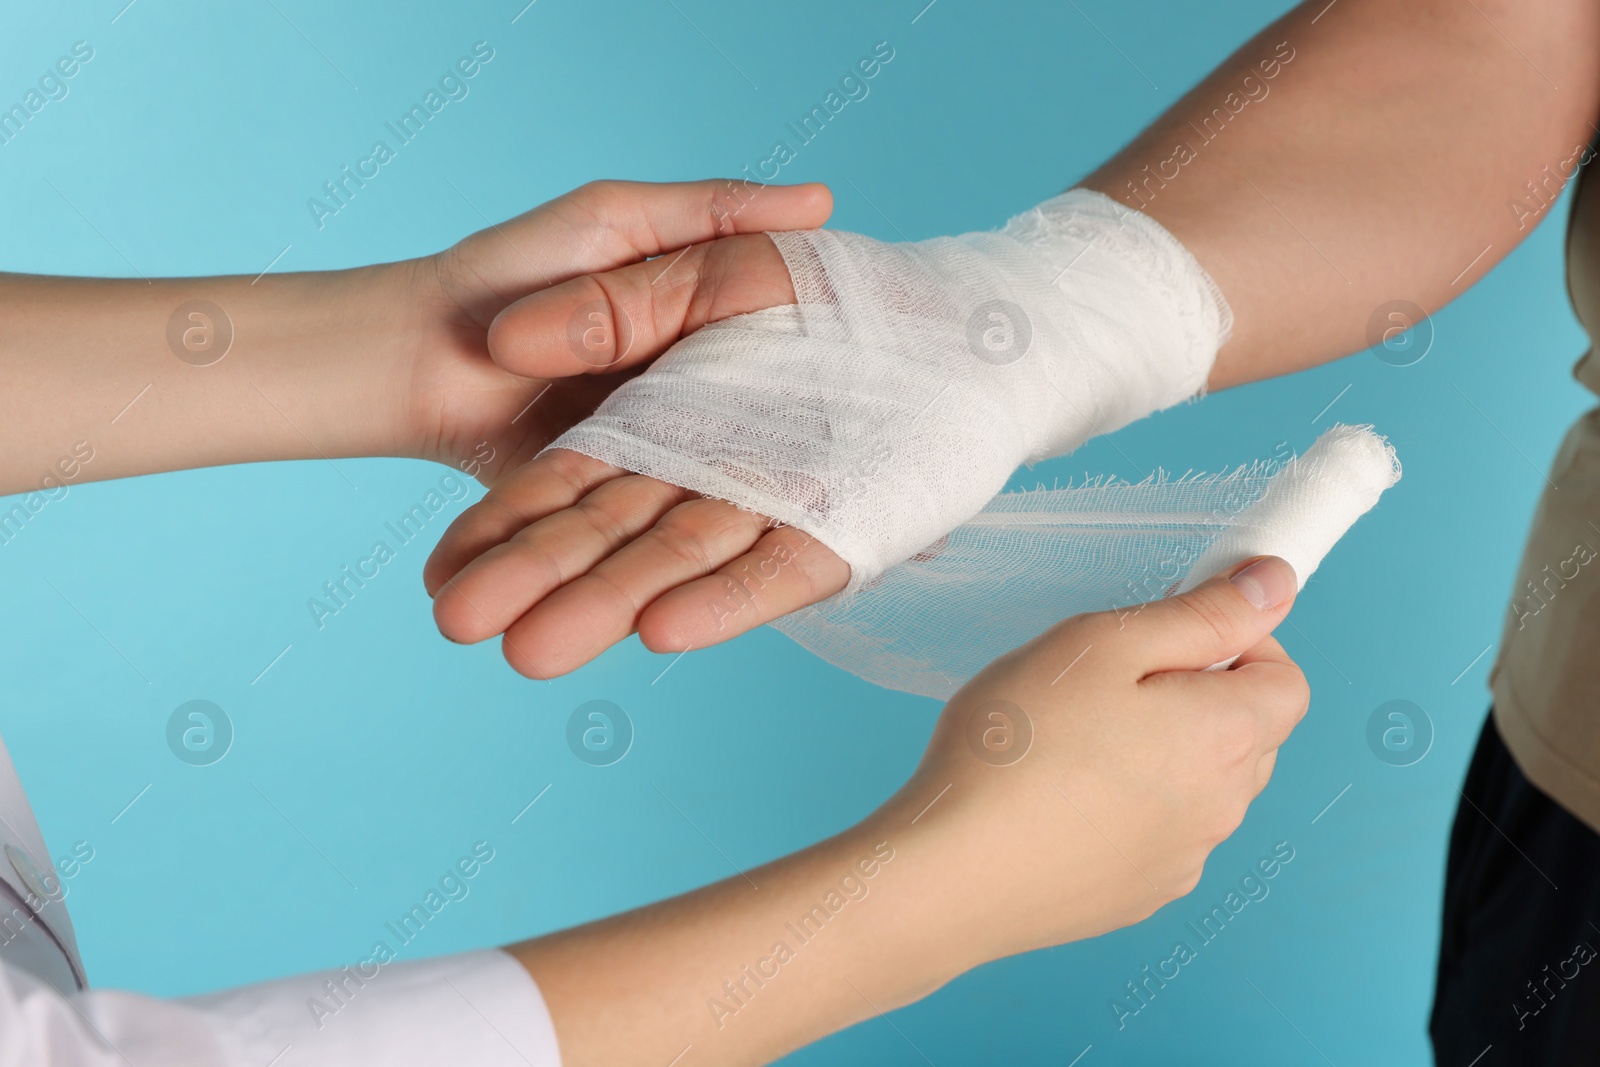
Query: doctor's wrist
[{"left": 833, "top": 803, "right": 997, "bottom": 996}]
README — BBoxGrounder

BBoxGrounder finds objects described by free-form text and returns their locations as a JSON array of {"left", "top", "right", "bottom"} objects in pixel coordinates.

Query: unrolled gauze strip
[{"left": 770, "top": 424, "right": 1400, "bottom": 699}]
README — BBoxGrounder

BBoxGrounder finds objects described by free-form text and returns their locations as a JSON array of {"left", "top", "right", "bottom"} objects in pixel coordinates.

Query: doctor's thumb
[{"left": 1121, "top": 555, "right": 1299, "bottom": 673}]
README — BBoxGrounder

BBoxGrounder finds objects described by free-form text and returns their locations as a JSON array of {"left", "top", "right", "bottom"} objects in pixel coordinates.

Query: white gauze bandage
[
  {"left": 548, "top": 188, "right": 1230, "bottom": 590},
  {"left": 771, "top": 424, "right": 1401, "bottom": 699}
]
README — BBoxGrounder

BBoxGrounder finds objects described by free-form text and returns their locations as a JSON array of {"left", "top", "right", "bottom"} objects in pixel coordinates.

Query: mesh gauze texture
[
  {"left": 544, "top": 193, "right": 1399, "bottom": 698},
  {"left": 771, "top": 424, "right": 1400, "bottom": 699},
  {"left": 547, "top": 189, "right": 1230, "bottom": 589}
]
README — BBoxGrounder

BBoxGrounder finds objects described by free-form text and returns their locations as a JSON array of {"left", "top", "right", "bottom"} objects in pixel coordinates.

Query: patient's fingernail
[{"left": 1229, "top": 556, "right": 1297, "bottom": 610}]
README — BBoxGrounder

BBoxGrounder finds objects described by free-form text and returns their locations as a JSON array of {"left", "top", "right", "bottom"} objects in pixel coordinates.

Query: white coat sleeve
[{"left": 0, "top": 947, "right": 561, "bottom": 1067}]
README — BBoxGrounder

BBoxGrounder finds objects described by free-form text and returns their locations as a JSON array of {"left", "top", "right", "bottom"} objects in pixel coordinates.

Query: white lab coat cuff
[{"left": 183, "top": 948, "right": 560, "bottom": 1067}]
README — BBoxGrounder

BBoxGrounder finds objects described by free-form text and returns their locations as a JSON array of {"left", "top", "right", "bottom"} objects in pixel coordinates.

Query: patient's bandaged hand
[{"left": 545, "top": 190, "right": 1231, "bottom": 590}]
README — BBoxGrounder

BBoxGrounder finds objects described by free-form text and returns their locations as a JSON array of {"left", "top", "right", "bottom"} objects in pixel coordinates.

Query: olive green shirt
[{"left": 1490, "top": 156, "right": 1600, "bottom": 833}]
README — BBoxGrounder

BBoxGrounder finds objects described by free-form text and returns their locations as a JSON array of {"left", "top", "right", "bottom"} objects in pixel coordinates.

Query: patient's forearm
[
  {"left": 0, "top": 265, "right": 418, "bottom": 497},
  {"left": 1081, "top": 0, "right": 1600, "bottom": 390}
]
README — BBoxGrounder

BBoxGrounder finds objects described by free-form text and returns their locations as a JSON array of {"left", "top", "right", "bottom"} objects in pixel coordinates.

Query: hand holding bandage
[{"left": 425, "top": 191, "right": 1245, "bottom": 679}]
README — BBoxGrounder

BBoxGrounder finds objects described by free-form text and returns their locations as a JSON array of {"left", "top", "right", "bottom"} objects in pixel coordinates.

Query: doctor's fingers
[
  {"left": 1254, "top": 749, "right": 1279, "bottom": 796},
  {"left": 544, "top": 178, "right": 830, "bottom": 269},
  {"left": 1140, "top": 634, "right": 1310, "bottom": 755},
  {"left": 446, "top": 180, "right": 828, "bottom": 322},
  {"left": 486, "top": 232, "right": 796, "bottom": 380}
]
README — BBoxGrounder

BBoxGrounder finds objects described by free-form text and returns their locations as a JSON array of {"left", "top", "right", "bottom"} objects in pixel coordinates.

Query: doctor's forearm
[
  {"left": 1081, "top": 0, "right": 1600, "bottom": 390},
  {"left": 507, "top": 808, "right": 973, "bottom": 1067},
  {"left": 0, "top": 264, "right": 422, "bottom": 497}
]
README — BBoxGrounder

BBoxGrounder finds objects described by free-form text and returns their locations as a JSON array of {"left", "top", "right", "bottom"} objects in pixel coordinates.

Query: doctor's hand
[
  {"left": 401, "top": 179, "right": 831, "bottom": 483},
  {"left": 882, "top": 554, "right": 1307, "bottom": 956},
  {"left": 510, "top": 557, "right": 1308, "bottom": 1067},
  {"left": 424, "top": 227, "right": 846, "bottom": 677},
  {"left": 0, "top": 178, "right": 829, "bottom": 501}
]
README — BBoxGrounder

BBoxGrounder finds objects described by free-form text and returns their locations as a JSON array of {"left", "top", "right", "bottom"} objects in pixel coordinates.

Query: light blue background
[{"left": 0, "top": 1, "right": 1587, "bottom": 1063}]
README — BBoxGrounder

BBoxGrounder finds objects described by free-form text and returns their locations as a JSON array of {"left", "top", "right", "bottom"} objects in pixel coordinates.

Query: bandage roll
[{"left": 771, "top": 424, "right": 1401, "bottom": 699}]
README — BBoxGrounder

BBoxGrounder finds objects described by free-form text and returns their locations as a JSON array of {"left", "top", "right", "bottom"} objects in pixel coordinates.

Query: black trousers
[{"left": 1431, "top": 712, "right": 1600, "bottom": 1065}]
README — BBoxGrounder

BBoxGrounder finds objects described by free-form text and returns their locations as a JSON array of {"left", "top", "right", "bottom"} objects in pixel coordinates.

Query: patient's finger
[
  {"left": 495, "top": 498, "right": 774, "bottom": 679},
  {"left": 638, "top": 526, "right": 851, "bottom": 651},
  {"left": 432, "top": 473, "right": 693, "bottom": 645},
  {"left": 487, "top": 232, "right": 795, "bottom": 379},
  {"left": 424, "top": 449, "right": 626, "bottom": 598}
]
